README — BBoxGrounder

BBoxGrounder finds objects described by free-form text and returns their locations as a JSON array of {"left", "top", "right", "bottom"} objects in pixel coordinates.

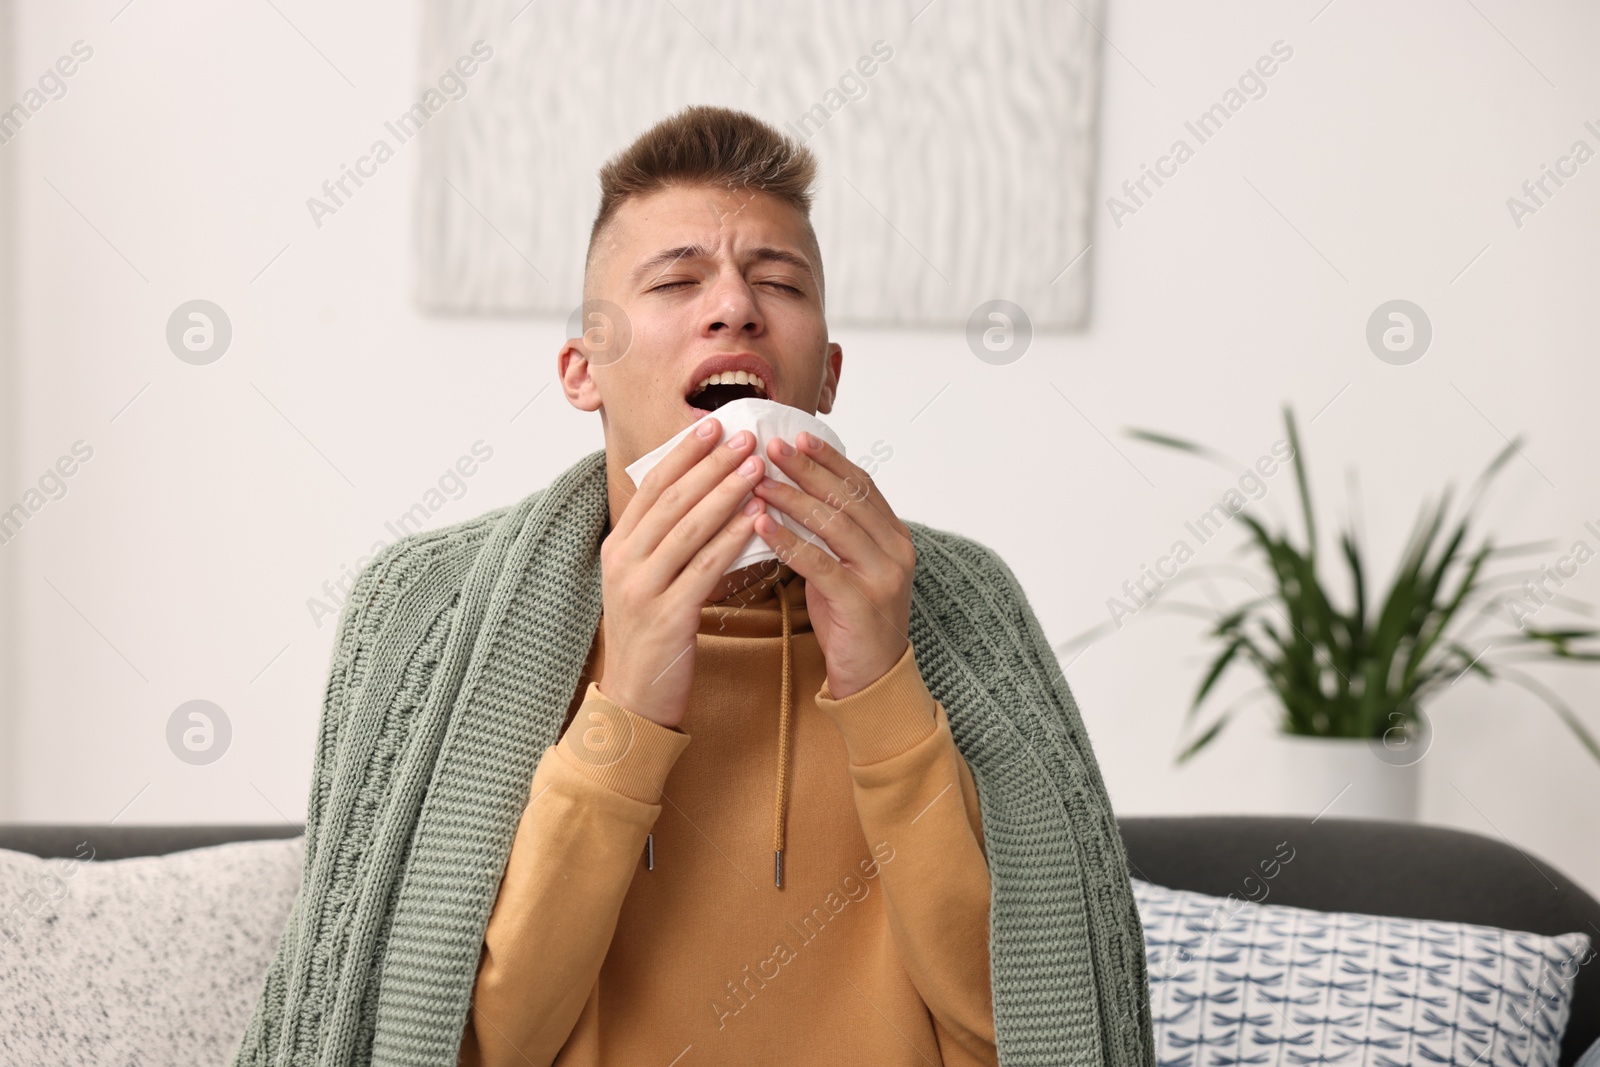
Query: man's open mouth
[{"left": 686, "top": 370, "right": 769, "bottom": 412}]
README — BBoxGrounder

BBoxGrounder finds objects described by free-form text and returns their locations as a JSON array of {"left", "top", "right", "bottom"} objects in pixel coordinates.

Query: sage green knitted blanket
[{"left": 232, "top": 447, "right": 1155, "bottom": 1067}]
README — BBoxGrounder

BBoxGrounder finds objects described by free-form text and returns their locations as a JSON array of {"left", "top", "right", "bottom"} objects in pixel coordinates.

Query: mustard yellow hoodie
[{"left": 458, "top": 562, "right": 997, "bottom": 1066}]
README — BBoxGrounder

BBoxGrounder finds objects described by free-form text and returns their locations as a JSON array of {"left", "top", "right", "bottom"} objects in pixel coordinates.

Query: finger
[
  {"left": 752, "top": 509, "right": 881, "bottom": 612},
  {"left": 613, "top": 417, "right": 723, "bottom": 540},
  {"left": 665, "top": 496, "right": 765, "bottom": 605},
  {"left": 759, "top": 434, "right": 907, "bottom": 550},
  {"left": 628, "top": 429, "right": 758, "bottom": 559},
  {"left": 798, "top": 432, "right": 910, "bottom": 539},
  {"left": 749, "top": 474, "right": 886, "bottom": 570},
  {"left": 755, "top": 511, "right": 914, "bottom": 645},
  {"left": 648, "top": 451, "right": 767, "bottom": 584}
]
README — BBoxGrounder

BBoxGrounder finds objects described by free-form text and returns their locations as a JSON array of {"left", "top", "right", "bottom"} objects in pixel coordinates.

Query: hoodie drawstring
[
  {"left": 773, "top": 576, "right": 793, "bottom": 889},
  {"left": 642, "top": 571, "right": 798, "bottom": 890}
]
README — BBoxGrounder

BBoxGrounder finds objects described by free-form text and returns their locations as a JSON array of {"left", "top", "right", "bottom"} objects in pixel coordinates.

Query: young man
[{"left": 234, "top": 107, "right": 1154, "bottom": 1067}]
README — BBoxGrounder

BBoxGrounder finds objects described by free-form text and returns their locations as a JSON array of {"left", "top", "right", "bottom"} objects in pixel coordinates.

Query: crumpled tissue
[{"left": 624, "top": 396, "right": 848, "bottom": 576}]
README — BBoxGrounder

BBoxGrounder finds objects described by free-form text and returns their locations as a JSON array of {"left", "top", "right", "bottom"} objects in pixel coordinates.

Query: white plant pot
[{"left": 1270, "top": 734, "right": 1421, "bottom": 822}]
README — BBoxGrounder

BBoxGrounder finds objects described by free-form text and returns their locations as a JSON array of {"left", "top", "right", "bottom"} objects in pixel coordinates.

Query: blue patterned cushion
[{"left": 1133, "top": 878, "right": 1591, "bottom": 1067}]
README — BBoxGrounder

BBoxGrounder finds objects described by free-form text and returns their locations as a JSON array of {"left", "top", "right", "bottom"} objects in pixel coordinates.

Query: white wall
[{"left": 5, "top": 0, "right": 1598, "bottom": 898}]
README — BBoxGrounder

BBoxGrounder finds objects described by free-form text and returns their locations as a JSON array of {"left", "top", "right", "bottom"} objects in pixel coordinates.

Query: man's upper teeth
[{"left": 694, "top": 370, "right": 767, "bottom": 393}]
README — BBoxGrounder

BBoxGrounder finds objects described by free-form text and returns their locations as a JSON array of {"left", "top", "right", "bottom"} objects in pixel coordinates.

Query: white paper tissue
[{"left": 623, "top": 397, "right": 848, "bottom": 576}]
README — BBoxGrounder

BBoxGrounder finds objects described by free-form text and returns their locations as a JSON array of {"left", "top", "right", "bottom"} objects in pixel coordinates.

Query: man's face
[{"left": 559, "top": 183, "right": 843, "bottom": 467}]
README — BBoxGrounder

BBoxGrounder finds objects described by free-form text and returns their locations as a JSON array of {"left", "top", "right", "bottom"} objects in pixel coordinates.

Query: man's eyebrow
[
  {"left": 626, "top": 244, "right": 816, "bottom": 288},
  {"left": 748, "top": 246, "right": 816, "bottom": 280},
  {"left": 627, "top": 244, "right": 708, "bottom": 287}
]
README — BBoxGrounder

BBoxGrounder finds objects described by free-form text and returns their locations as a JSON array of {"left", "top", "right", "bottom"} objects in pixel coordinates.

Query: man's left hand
[{"left": 750, "top": 431, "right": 914, "bottom": 699}]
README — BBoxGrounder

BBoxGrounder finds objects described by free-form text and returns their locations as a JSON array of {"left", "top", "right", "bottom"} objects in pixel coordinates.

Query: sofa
[{"left": 3, "top": 815, "right": 1597, "bottom": 1065}]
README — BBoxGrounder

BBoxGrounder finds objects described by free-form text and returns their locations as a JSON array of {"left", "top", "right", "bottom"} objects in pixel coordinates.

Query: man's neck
[{"left": 711, "top": 559, "right": 794, "bottom": 605}]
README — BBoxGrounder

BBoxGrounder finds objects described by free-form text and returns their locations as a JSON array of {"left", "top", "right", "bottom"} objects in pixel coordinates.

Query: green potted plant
[{"left": 1066, "top": 406, "right": 1600, "bottom": 820}]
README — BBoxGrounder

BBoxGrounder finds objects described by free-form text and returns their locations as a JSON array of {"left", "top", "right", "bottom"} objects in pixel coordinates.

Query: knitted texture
[{"left": 231, "top": 447, "right": 1155, "bottom": 1067}]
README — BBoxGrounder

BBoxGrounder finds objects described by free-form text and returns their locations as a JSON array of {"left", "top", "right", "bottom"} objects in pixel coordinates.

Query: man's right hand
[{"left": 594, "top": 418, "right": 766, "bottom": 729}]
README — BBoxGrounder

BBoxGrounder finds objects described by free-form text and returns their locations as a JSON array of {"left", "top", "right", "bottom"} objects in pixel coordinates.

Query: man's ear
[
  {"left": 558, "top": 341, "right": 602, "bottom": 413},
  {"left": 817, "top": 342, "right": 843, "bottom": 414}
]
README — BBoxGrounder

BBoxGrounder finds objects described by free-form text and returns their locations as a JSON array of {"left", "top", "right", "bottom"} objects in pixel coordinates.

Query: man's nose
[{"left": 703, "top": 274, "right": 763, "bottom": 335}]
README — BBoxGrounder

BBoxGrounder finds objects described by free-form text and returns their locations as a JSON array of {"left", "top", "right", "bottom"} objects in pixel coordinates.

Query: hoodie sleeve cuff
[
  {"left": 814, "top": 642, "right": 939, "bottom": 766},
  {"left": 556, "top": 682, "right": 692, "bottom": 804}
]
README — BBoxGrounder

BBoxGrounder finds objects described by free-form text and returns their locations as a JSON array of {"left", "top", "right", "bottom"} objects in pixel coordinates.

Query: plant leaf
[
  {"left": 1492, "top": 665, "right": 1600, "bottom": 765},
  {"left": 1124, "top": 427, "right": 1243, "bottom": 472},
  {"left": 1283, "top": 405, "right": 1316, "bottom": 558}
]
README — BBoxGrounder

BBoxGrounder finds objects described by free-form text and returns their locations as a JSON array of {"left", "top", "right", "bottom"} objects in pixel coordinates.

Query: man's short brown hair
[{"left": 584, "top": 105, "right": 824, "bottom": 304}]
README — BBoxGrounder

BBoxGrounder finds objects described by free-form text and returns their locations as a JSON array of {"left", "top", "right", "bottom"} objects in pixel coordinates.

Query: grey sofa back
[
  {"left": 5, "top": 816, "right": 1596, "bottom": 1065},
  {"left": 0, "top": 823, "right": 302, "bottom": 860}
]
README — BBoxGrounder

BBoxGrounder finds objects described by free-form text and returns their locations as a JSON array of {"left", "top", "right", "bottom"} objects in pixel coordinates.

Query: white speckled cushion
[{"left": 0, "top": 837, "right": 303, "bottom": 1067}]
